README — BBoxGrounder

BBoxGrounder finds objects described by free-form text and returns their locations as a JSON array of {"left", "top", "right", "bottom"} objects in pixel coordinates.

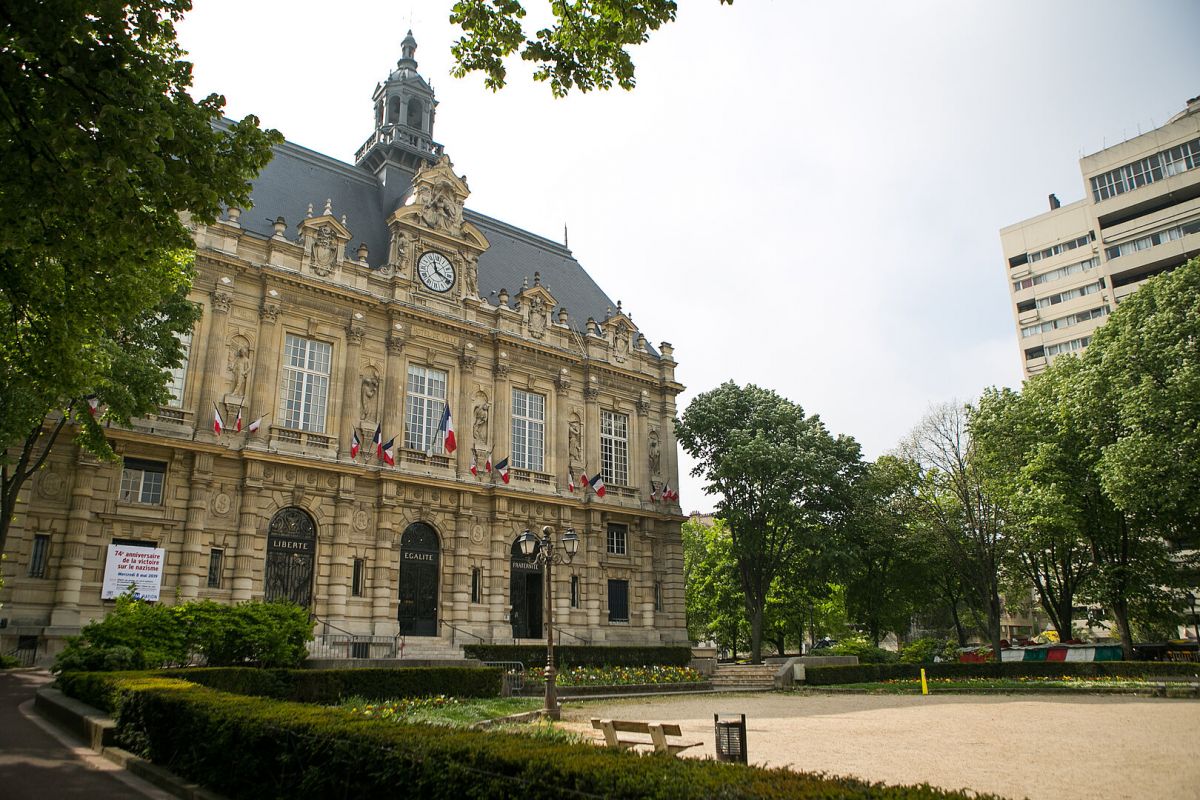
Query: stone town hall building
[{"left": 0, "top": 34, "right": 687, "bottom": 664}]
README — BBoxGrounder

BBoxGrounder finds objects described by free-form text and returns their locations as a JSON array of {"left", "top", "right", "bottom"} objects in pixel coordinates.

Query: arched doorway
[
  {"left": 510, "top": 539, "right": 543, "bottom": 639},
  {"left": 263, "top": 507, "right": 316, "bottom": 607},
  {"left": 398, "top": 522, "right": 440, "bottom": 636}
]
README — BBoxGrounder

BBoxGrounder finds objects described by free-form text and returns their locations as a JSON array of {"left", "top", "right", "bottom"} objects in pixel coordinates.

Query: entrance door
[
  {"left": 263, "top": 508, "right": 316, "bottom": 607},
  {"left": 398, "top": 523, "right": 440, "bottom": 636},
  {"left": 510, "top": 539, "right": 543, "bottom": 639}
]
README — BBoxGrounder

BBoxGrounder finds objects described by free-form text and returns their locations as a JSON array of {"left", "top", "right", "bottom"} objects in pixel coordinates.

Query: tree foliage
[
  {"left": 449, "top": 0, "right": 734, "bottom": 95},
  {"left": 681, "top": 518, "right": 747, "bottom": 656},
  {"left": 0, "top": 1, "right": 280, "bottom": 554},
  {"left": 676, "top": 381, "right": 862, "bottom": 662}
]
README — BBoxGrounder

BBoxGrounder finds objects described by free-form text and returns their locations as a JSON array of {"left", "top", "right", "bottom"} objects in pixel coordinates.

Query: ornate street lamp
[{"left": 517, "top": 524, "right": 579, "bottom": 720}]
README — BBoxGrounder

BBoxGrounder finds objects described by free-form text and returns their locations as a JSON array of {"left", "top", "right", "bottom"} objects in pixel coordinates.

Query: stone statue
[
  {"left": 473, "top": 400, "right": 490, "bottom": 446},
  {"left": 568, "top": 417, "right": 583, "bottom": 467},
  {"left": 614, "top": 327, "right": 631, "bottom": 362},
  {"left": 360, "top": 374, "right": 379, "bottom": 421},
  {"left": 229, "top": 345, "right": 250, "bottom": 397},
  {"left": 388, "top": 230, "right": 407, "bottom": 266},
  {"left": 648, "top": 429, "right": 661, "bottom": 476},
  {"left": 528, "top": 296, "right": 547, "bottom": 338}
]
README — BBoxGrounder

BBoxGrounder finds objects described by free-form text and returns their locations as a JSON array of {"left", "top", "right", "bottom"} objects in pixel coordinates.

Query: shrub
[
  {"left": 167, "top": 666, "right": 502, "bottom": 703},
  {"left": 53, "top": 598, "right": 313, "bottom": 673},
  {"left": 898, "top": 638, "right": 959, "bottom": 664},
  {"left": 61, "top": 672, "right": 995, "bottom": 799},
  {"left": 830, "top": 636, "right": 898, "bottom": 664},
  {"left": 804, "top": 661, "right": 1200, "bottom": 686},
  {"left": 462, "top": 644, "right": 692, "bottom": 668}
]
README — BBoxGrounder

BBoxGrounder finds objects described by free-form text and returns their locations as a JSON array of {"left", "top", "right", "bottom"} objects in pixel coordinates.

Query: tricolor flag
[
  {"left": 579, "top": 470, "right": 589, "bottom": 489},
  {"left": 350, "top": 429, "right": 361, "bottom": 458},
  {"left": 650, "top": 482, "right": 659, "bottom": 502},
  {"left": 381, "top": 436, "right": 396, "bottom": 466},
  {"left": 568, "top": 473, "right": 576, "bottom": 493},
  {"left": 373, "top": 424, "right": 383, "bottom": 458},
  {"left": 86, "top": 395, "right": 101, "bottom": 416},
  {"left": 470, "top": 453, "right": 478, "bottom": 476},
  {"left": 495, "top": 457, "right": 510, "bottom": 484},
  {"left": 589, "top": 472, "right": 606, "bottom": 498},
  {"left": 437, "top": 406, "right": 457, "bottom": 454},
  {"left": 235, "top": 407, "right": 243, "bottom": 433},
  {"left": 247, "top": 415, "right": 264, "bottom": 433},
  {"left": 485, "top": 453, "right": 493, "bottom": 473},
  {"left": 662, "top": 481, "right": 675, "bottom": 501},
  {"left": 213, "top": 403, "right": 224, "bottom": 435}
]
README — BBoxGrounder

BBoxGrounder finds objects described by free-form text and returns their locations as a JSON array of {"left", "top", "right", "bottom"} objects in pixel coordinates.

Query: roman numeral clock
[{"left": 417, "top": 250, "right": 456, "bottom": 293}]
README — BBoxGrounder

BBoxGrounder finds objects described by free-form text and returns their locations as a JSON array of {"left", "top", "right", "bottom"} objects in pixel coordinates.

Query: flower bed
[{"left": 526, "top": 664, "right": 705, "bottom": 687}]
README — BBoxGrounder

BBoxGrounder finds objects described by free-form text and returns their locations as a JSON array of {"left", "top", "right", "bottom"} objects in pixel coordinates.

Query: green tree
[
  {"left": 450, "top": 0, "right": 734, "bottom": 95},
  {"left": 904, "top": 403, "right": 1006, "bottom": 660},
  {"left": 0, "top": 1, "right": 280, "bottom": 554},
  {"left": 838, "top": 455, "right": 934, "bottom": 646},
  {"left": 682, "top": 517, "right": 747, "bottom": 657},
  {"left": 676, "top": 381, "right": 862, "bottom": 663}
]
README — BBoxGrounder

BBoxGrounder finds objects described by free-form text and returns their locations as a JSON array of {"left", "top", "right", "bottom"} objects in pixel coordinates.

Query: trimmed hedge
[
  {"left": 462, "top": 644, "right": 692, "bottom": 668},
  {"left": 60, "top": 672, "right": 994, "bottom": 799},
  {"left": 167, "top": 667, "right": 503, "bottom": 703},
  {"left": 805, "top": 661, "right": 1200, "bottom": 685}
]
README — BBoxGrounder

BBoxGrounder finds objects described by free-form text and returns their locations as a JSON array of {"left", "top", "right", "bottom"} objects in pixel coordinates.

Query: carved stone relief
[
  {"left": 472, "top": 392, "right": 490, "bottom": 449},
  {"left": 568, "top": 412, "right": 583, "bottom": 473},
  {"left": 309, "top": 223, "right": 339, "bottom": 277},
  {"left": 387, "top": 229, "right": 407, "bottom": 267},
  {"left": 418, "top": 181, "right": 463, "bottom": 233},
  {"left": 527, "top": 296, "right": 547, "bottom": 339},
  {"left": 227, "top": 335, "right": 251, "bottom": 398},
  {"left": 360, "top": 370, "right": 380, "bottom": 421},
  {"left": 648, "top": 428, "right": 661, "bottom": 477}
]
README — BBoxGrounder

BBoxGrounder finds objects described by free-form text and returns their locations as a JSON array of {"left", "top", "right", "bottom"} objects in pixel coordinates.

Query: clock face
[{"left": 417, "top": 251, "right": 456, "bottom": 293}]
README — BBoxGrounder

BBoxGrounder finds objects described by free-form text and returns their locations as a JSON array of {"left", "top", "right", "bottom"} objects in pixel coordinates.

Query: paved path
[
  {"left": 560, "top": 691, "right": 1200, "bottom": 800},
  {"left": 0, "top": 670, "right": 172, "bottom": 800}
]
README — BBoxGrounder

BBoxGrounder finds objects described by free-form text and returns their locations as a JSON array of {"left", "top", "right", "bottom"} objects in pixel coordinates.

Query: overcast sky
[{"left": 177, "top": 0, "right": 1200, "bottom": 513}]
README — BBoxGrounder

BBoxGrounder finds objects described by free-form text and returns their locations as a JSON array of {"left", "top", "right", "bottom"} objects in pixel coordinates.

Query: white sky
[{"left": 177, "top": 0, "right": 1200, "bottom": 513}]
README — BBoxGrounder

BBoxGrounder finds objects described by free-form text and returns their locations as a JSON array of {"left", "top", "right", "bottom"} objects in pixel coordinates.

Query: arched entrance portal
[
  {"left": 398, "top": 522, "right": 440, "bottom": 636},
  {"left": 510, "top": 539, "right": 543, "bottom": 639},
  {"left": 263, "top": 508, "right": 316, "bottom": 607}
]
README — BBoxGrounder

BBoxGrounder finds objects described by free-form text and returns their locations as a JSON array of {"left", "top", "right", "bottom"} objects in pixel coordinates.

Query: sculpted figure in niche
[
  {"left": 528, "top": 296, "right": 547, "bottom": 338},
  {"left": 311, "top": 223, "right": 338, "bottom": 275},
  {"left": 613, "top": 327, "right": 631, "bottom": 362},
  {"left": 473, "top": 399, "right": 490, "bottom": 446},
  {"left": 360, "top": 374, "right": 380, "bottom": 421},
  {"left": 568, "top": 416, "right": 583, "bottom": 468},
  {"left": 648, "top": 428, "right": 661, "bottom": 476},
  {"left": 388, "top": 230, "right": 407, "bottom": 266},
  {"left": 228, "top": 342, "right": 251, "bottom": 397}
]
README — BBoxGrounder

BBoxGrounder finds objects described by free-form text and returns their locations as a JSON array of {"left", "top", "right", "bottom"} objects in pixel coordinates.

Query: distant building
[
  {"left": 0, "top": 34, "right": 688, "bottom": 665},
  {"left": 1000, "top": 94, "right": 1200, "bottom": 376}
]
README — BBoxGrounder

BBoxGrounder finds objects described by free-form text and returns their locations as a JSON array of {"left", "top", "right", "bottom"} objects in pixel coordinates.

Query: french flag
[
  {"left": 470, "top": 453, "right": 478, "bottom": 476},
  {"left": 485, "top": 453, "right": 493, "bottom": 473},
  {"left": 438, "top": 406, "right": 456, "bottom": 454},
  {"left": 650, "top": 482, "right": 659, "bottom": 502},
  {"left": 568, "top": 473, "right": 576, "bottom": 492},
  {"left": 86, "top": 395, "right": 101, "bottom": 416},
  {"left": 381, "top": 436, "right": 396, "bottom": 466},
  {"left": 373, "top": 424, "right": 383, "bottom": 458},
  {"left": 589, "top": 472, "right": 606, "bottom": 498},
  {"left": 350, "top": 429, "right": 361, "bottom": 458},
  {"left": 212, "top": 404, "right": 224, "bottom": 435},
  {"left": 495, "top": 457, "right": 510, "bottom": 484},
  {"left": 247, "top": 415, "right": 264, "bottom": 433},
  {"left": 234, "top": 407, "right": 243, "bottom": 433}
]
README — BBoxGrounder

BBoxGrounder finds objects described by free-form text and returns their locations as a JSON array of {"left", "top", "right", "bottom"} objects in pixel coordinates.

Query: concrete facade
[
  {"left": 1001, "top": 95, "right": 1200, "bottom": 376},
  {"left": 0, "top": 36, "right": 688, "bottom": 665}
]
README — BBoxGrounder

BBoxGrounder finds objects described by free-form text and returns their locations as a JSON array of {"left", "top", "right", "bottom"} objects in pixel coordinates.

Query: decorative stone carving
[
  {"left": 636, "top": 389, "right": 651, "bottom": 416},
  {"left": 360, "top": 373, "right": 380, "bottom": 421},
  {"left": 583, "top": 375, "right": 599, "bottom": 400},
  {"left": 260, "top": 301, "right": 281, "bottom": 322},
  {"left": 527, "top": 296, "right": 547, "bottom": 339},
  {"left": 210, "top": 289, "right": 232, "bottom": 314},
  {"left": 612, "top": 326, "right": 631, "bottom": 363},
  {"left": 472, "top": 393, "right": 490, "bottom": 448},
  {"left": 568, "top": 413, "right": 583, "bottom": 471},
  {"left": 387, "top": 229, "right": 407, "bottom": 266},
  {"left": 346, "top": 320, "right": 366, "bottom": 346},
  {"left": 459, "top": 342, "right": 478, "bottom": 371},
  {"left": 353, "top": 509, "right": 370, "bottom": 531},
  {"left": 227, "top": 336, "right": 251, "bottom": 398},
  {"left": 309, "top": 222, "right": 339, "bottom": 277},
  {"left": 494, "top": 350, "right": 510, "bottom": 377},
  {"left": 387, "top": 322, "right": 406, "bottom": 355},
  {"left": 461, "top": 252, "right": 479, "bottom": 298},
  {"left": 211, "top": 492, "right": 233, "bottom": 516},
  {"left": 555, "top": 368, "right": 571, "bottom": 396},
  {"left": 648, "top": 428, "right": 661, "bottom": 477}
]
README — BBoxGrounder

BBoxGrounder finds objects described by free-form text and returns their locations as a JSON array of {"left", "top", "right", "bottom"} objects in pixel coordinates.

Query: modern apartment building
[{"left": 1000, "top": 95, "right": 1200, "bottom": 375}]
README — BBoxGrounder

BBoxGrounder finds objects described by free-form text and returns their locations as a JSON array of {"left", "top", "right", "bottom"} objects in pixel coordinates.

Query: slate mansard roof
[{"left": 232, "top": 134, "right": 647, "bottom": 352}]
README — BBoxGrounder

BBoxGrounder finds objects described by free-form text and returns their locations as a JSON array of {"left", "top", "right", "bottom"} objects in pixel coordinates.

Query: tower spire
[{"left": 399, "top": 30, "right": 418, "bottom": 70}]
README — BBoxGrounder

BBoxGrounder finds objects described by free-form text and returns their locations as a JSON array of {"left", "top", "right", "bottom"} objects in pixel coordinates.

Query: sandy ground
[{"left": 557, "top": 692, "right": 1200, "bottom": 800}]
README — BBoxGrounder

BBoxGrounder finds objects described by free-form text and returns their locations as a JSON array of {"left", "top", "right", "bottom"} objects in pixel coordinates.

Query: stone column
[
  {"left": 635, "top": 391, "right": 651, "bottom": 498},
  {"left": 372, "top": 482, "right": 397, "bottom": 634},
  {"left": 339, "top": 318, "right": 366, "bottom": 459},
  {"left": 199, "top": 287, "right": 233, "bottom": 439},
  {"left": 554, "top": 370, "right": 572, "bottom": 492},
  {"left": 176, "top": 451, "right": 213, "bottom": 600},
  {"left": 230, "top": 459, "right": 263, "bottom": 601},
  {"left": 382, "top": 317, "right": 406, "bottom": 456},
  {"left": 491, "top": 344, "right": 511, "bottom": 480},
  {"left": 326, "top": 475, "right": 355, "bottom": 622},
  {"left": 50, "top": 450, "right": 99, "bottom": 628},
  {"left": 583, "top": 371, "right": 601, "bottom": 488},
  {"left": 247, "top": 295, "right": 282, "bottom": 439}
]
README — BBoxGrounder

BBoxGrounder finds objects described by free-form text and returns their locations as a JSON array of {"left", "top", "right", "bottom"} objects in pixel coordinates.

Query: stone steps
[{"left": 711, "top": 663, "right": 778, "bottom": 690}]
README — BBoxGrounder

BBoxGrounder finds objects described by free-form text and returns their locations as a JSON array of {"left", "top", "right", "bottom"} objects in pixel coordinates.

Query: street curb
[
  {"left": 33, "top": 687, "right": 225, "bottom": 800},
  {"left": 791, "top": 684, "right": 1200, "bottom": 698}
]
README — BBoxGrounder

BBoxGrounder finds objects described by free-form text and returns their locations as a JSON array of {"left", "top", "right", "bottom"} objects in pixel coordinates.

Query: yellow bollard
[{"left": 920, "top": 668, "right": 929, "bottom": 695}]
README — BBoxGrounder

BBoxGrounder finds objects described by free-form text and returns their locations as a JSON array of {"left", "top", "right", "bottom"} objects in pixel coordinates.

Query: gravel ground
[{"left": 558, "top": 692, "right": 1200, "bottom": 800}]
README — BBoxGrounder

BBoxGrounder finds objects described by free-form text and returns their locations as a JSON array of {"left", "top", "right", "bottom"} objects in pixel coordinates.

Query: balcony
[
  {"left": 270, "top": 426, "right": 337, "bottom": 458},
  {"left": 400, "top": 449, "right": 451, "bottom": 470},
  {"left": 509, "top": 468, "right": 552, "bottom": 486}
]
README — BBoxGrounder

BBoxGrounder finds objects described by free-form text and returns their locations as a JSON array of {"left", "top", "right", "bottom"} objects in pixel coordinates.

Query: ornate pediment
[
  {"left": 297, "top": 200, "right": 353, "bottom": 278},
  {"left": 515, "top": 272, "right": 559, "bottom": 339},
  {"left": 602, "top": 303, "right": 639, "bottom": 364},
  {"left": 404, "top": 155, "right": 469, "bottom": 234}
]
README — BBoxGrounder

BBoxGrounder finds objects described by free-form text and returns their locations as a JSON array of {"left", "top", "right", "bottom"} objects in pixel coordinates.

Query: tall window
[
  {"left": 29, "top": 534, "right": 50, "bottom": 578},
  {"left": 511, "top": 389, "right": 545, "bottom": 471},
  {"left": 607, "top": 523, "right": 628, "bottom": 556},
  {"left": 471, "top": 567, "right": 482, "bottom": 603},
  {"left": 206, "top": 549, "right": 224, "bottom": 588},
  {"left": 352, "top": 558, "right": 366, "bottom": 597},
  {"left": 280, "top": 334, "right": 332, "bottom": 432},
  {"left": 570, "top": 575, "right": 579, "bottom": 608},
  {"left": 600, "top": 410, "right": 629, "bottom": 485},
  {"left": 405, "top": 365, "right": 448, "bottom": 452},
  {"left": 120, "top": 459, "right": 166, "bottom": 505},
  {"left": 608, "top": 579, "right": 629, "bottom": 623},
  {"left": 165, "top": 331, "right": 192, "bottom": 407}
]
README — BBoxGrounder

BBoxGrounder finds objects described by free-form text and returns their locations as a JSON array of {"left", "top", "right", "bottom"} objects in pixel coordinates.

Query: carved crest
[{"left": 297, "top": 201, "right": 352, "bottom": 279}]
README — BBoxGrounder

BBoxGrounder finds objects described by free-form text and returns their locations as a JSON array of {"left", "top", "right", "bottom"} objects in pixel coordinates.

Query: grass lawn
[
  {"left": 338, "top": 695, "right": 543, "bottom": 726},
  {"left": 801, "top": 675, "right": 1193, "bottom": 694}
]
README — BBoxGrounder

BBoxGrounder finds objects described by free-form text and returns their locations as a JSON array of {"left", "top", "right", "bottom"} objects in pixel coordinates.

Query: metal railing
[
  {"left": 483, "top": 661, "right": 526, "bottom": 696},
  {"left": 308, "top": 614, "right": 400, "bottom": 660},
  {"left": 556, "top": 627, "right": 592, "bottom": 646},
  {"left": 441, "top": 620, "right": 484, "bottom": 646}
]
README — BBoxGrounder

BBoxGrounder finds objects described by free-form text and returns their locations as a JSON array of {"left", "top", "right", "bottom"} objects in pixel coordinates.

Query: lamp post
[{"left": 517, "top": 524, "right": 579, "bottom": 720}]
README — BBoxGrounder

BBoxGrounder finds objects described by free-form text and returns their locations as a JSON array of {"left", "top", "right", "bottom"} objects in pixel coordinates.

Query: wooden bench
[{"left": 590, "top": 718, "right": 702, "bottom": 757}]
